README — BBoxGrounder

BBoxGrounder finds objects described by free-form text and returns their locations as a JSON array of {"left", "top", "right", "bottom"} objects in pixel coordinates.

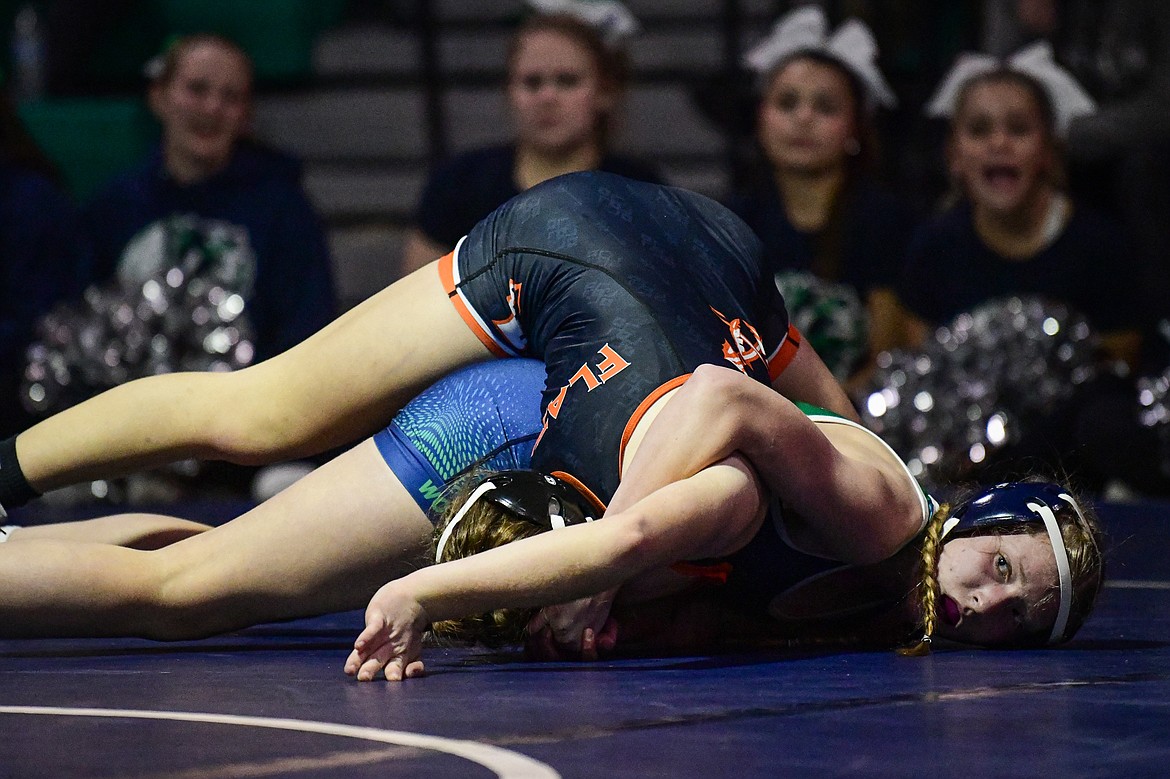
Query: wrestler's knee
[{"left": 144, "top": 558, "right": 241, "bottom": 640}]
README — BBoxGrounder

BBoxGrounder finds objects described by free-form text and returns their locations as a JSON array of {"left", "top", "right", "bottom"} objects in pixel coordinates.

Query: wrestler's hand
[
  {"left": 344, "top": 582, "right": 428, "bottom": 682},
  {"left": 526, "top": 587, "right": 620, "bottom": 661}
]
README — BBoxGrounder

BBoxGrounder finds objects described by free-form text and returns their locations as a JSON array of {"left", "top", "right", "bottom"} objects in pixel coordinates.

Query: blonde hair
[
  {"left": 900, "top": 481, "right": 1105, "bottom": 655},
  {"left": 428, "top": 474, "right": 544, "bottom": 647},
  {"left": 897, "top": 504, "right": 949, "bottom": 656}
]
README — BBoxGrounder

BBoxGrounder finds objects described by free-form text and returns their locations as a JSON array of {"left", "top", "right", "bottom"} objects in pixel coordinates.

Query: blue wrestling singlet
[{"left": 373, "top": 359, "right": 545, "bottom": 518}]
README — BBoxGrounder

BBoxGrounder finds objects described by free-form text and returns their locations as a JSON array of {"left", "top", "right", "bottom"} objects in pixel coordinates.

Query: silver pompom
[
  {"left": 859, "top": 296, "right": 1099, "bottom": 490},
  {"left": 21, "top": 223, "right": 256, "bottom": 417},
  {"left": 1136, "top": 319, "right": 1170, "bottom": 475},
  {"left": 19, "top": 216, "right": 259, "bottom": 505},
  {"left": 775, "top": 271, "right": 868, "bottom": 382}
]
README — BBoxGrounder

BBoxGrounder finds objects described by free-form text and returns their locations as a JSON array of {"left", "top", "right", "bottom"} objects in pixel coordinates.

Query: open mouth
[
  {"left": 981, "top": 164, "right": 1021, "bottom": 188},
  {"left": 939, "top": 595, "right": 962, "bottom": 628}
]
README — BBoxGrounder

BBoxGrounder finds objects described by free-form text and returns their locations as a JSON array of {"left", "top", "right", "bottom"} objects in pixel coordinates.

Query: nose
[
  {"left": 792, "top": 102, "right": 815, "bottom": 123},
  {"left": 964, "top": 583, "right": 1011, "bottom": 616},
  {"left": 532, "top": 78, "right": 562, "bottom": 99},
  {"left": 209, "top": 92, "right": 233, "bottom": 114},
  {"left": 987, "top": 126, "right": 1013, "bottom": 150}
]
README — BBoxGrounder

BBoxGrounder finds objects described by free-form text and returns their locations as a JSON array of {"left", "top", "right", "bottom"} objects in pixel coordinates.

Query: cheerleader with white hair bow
[
  {"left": 925, "top": 41, "right": 1095, "bottom": 138},
  {"left": 725, "top": 5, "right": 915, "bottom": 394},
  {"left": 899, "top": 42, "right": 1142, "bottom": 373},
  {"left": 893, "top": 42, "right": 1145, "bottom": 489}
]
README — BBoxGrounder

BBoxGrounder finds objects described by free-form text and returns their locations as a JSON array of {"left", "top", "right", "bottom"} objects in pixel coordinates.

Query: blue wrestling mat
[{"left": 2, "top": 500, "right": 1169, "bottom": 778}]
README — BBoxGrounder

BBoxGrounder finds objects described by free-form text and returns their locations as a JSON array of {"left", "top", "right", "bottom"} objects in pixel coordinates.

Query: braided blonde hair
[
  {"left": 898, "top": 479, "right": 1106, "bottom": 655},
  {"left": 897, "top": 503, "right": 950, "bottom": 656}
]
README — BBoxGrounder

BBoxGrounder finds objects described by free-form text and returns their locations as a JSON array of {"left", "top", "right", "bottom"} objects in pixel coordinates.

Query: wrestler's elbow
[
  {"left": 602, "top": 514, "right": 663, "bottom": 580},
  {"left": 685, "top": 365, "right": 760, "bottom": 445}
]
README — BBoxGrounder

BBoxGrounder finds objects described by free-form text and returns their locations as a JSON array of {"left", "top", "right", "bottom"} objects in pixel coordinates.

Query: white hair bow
[
  {"left": 926, "top": 41, "right": 1096, "bottom": 137},
  {"left": 526, "top": 0, "right": 641, "bottom": 47},
  {"left": 743, "top": 5, "right": 896, "bottom": 111}
]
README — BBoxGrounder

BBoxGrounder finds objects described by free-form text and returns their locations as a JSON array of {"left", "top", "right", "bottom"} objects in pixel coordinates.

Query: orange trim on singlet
[
  {"left": 670, "top": 561, "right": 732, "bottom": 585},
  {"left": 550, "top": 470, "right": 608, "bottom": 516},
  {"left": 438, "top": 250, "right": 510, "bottom": 358},
  {"left": 767, "top": 324, "right": 803, "bottom": 381},
  {"left": 618, "top": 374, "right": 692, "bottom": 471}
]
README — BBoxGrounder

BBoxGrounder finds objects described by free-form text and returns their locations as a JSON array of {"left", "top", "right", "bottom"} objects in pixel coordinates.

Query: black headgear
[{"left": 435, "top": 470, "right": 598, "bottom": 562}]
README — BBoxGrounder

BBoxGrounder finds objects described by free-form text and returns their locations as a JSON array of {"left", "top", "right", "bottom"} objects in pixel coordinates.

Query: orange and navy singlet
[{"left": 438, "top": 171, "right": 800, "bottom": 504}]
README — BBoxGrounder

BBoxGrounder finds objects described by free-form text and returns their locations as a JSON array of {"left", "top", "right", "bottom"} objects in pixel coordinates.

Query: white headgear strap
[
  {"left": 435, "top": 480, "right": 498, "bottom": 564},
  {"left": 1026, "top": 501, "right": 1073, "bottom": 644},
  {"left": 743, "top": 6, "right": 896, "bottom": 111},
  {"left": 433, "top": 478, "right": 591, "bottom": 563},
  {"left": 525, "top": 0, "right": 641, "bottom": 46},
  {"left": 925, "top": 41, "right": 1095, "bottom": 137}
]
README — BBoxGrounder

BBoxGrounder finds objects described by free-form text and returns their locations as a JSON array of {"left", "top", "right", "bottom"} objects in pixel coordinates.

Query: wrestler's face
[
  {"left": 932, "top": 531, "right": 1059, "bottom": 646},
  {"left": 949, "top": 79, "right": 1054, "bottom": 215},
  {"left": 508, "top": 29, "right": 612, "bottom": 156},
  {"left": 151, "top": 41, "right": 252, "bottom": 181},
  {"left": 758, "top": 57, "right": 858, "bottom": 175}
]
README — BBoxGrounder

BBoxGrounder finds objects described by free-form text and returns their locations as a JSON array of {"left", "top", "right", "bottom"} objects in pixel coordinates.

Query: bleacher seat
[
  {"left": 301, "top": 163, "right": 427, "bottom": 224},
  {"left": 312, "top": 25, "right": 421, "bottom": 80},
  {"left": 328, "top": 224, "right": 408, "bottom": 311},
  {"left": 252, "top": 88, "right": 429, "bottom": 160},
  {"left": 442, "top": 87, "right": 510, "bottom": 152}
]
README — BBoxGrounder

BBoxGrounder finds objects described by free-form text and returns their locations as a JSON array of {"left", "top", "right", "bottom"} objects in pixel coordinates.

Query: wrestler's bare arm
[
  {"left": 611, "top": 364, "right": 921, "bottom": 565},
  {"left": 770, "top": 338, "right": 859, "bottom": 422},
  {"left": 347, "top": 454, "right": 765, "bottom": 680}
]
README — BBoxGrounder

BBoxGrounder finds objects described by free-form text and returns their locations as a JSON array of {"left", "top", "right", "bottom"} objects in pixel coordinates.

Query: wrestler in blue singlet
[{"left": 373, "top": 359, "right": 545, "bottom": 517}]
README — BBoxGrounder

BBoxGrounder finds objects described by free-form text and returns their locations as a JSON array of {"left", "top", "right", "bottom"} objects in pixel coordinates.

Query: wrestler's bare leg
[
  {"left": 0, "top": 439, "right": 432, "bottom": 639},
  {"left": 4, "top": 515, "right": 212, "bottom": 549}
]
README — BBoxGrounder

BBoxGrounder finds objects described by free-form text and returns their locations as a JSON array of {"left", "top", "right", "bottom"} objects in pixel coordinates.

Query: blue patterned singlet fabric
[{"left": 373, "top": 359, "right": 545, "bottom": 518}]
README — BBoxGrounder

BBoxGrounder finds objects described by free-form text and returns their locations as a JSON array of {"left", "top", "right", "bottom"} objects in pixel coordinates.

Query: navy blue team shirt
[
  {"left": 82, "top": 141, "right": 336, "bottom": 361},
  {"left": 414, "top": 144, "right": 663, "bottom": 251},
  {"left": 897, "top": 200, "right": 1140, "bottom": 334},
  {"left": 726, "top": 176, "right": 915, "bottom": 294}
]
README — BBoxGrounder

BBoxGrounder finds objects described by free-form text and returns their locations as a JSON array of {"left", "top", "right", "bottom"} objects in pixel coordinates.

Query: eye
[
  {"left": 220, "top": 88, "right": 245, "bottom": 106},
  {"left": 812, "top": 94, "right": 843, "bottom": 117},
  {"left": 995, "top": 553, "right": 1011, "bottom": 581},
  {"left": 962, "top": 116, "right": 992, "bottom": 138},
  {"left": 185, "top": 79, "right": 211, "bottom": 98},
  {"left": 1006, "top": 117, "right": 1036, "bottom": 137},
  {"left": 553, "top": 72, "right": 583, "bottom": 90},
  {"left": 518, "top": 74, "right": 546, "bottom": 91},
  {"left": 773, "top": 90, "right": 800, "bottom": 112}
]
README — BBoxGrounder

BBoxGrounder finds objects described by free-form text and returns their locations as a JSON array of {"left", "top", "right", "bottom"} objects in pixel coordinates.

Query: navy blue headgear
[
  {"left": 942, "top": 482, "right": 1085, "bottom": 643},
  {"left": 436, "top": 471, "right": 598, "bottom": 562}
]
